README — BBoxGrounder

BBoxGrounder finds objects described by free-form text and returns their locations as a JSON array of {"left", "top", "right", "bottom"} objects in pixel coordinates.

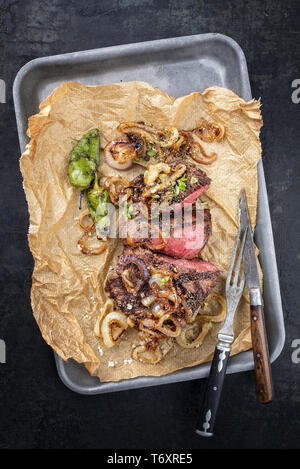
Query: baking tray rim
[
  {"left": 13, "top": 32, "right": 285, "bottom": 394},
  {"left": 13, "top": 32, "right": 252, "bottom": 151}
]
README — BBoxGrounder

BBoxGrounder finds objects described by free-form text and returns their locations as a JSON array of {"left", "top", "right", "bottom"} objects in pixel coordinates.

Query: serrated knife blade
[{"left": 239, "top": 189, "right": 273, "bottom": 404}]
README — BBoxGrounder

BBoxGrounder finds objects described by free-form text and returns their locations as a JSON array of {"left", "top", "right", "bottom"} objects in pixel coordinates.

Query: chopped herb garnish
[
  {"left": 190, "top": 176, "right": 198, "bottom": 184},
  {"left": 152, "top": 194, "right": 160, "bottom": 199},
  {"left": 160, "top": 276, "right": 170, "bottom": 287},
  {"left": 173, "top": 184, "right": 180, "bottom": 196},
  {"left": 123, "top": 201, "right": 134, "bottom": 219},
  {"left": 178, "top": 179, "right": 187, "bottom": 191},
  {"left": 173, "top": 173, "right": 187, "bottom": 195},
  {"left": 160, "top": 173, "right": 168, "bottom": 179},
  {"left": 146, "top": 149, "right": 156, "bottom": 157}
]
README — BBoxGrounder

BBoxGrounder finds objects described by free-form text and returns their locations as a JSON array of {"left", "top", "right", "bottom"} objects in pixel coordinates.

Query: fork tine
[
  {"left": 232, "top": 227, "right": 248, "bottom": 286},
  {"left": 225, "top": 229, "right": 240, "bottom": 290},
  {"left": 238, "top": 269, "right": 245, "bottom": 289}
]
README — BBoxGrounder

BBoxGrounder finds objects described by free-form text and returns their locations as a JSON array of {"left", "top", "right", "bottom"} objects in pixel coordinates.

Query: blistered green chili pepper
[
  {"left": 68, "top": 129, "right": 100, "bottom": 191},
  {"left": 87, "top": 176, "right": 111, "bottom": 238}
]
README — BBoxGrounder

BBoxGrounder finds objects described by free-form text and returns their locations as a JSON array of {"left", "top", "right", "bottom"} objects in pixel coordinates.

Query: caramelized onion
[
  {"left": 94, "top": 300, "right": 115, "bottom": 338},
  {"left": 101, "top": 311, "right": 128, "bottom": 348},
  {"left": 157, "top": 126, "right": 179, "bottom": 148},
  {"left": 104, "top": 139, "right": 137, "bottom": 170},
  {"left": 127, "top": 314, "right": 137, "bottom": 328},
  {"left": 151, "top": 301, "right": 165, "bottom": 318},
  {"left": 132, "top": 343, "right": 163, "bottom": 364},
  {"left": 176, "top": 321, "right": 212, "bottom": 348},
  {"left": 118, "top": 122, "right": 180, "bottom": 149},
  {"left": 141, "top": 294, "right": 157, "bottom": 307},
  {"left": 77, "top": 229, "right": 108, "bottom": 255},
  {"left": 117, "top": 256, "right": 150, "bottom": 295},
  {"left": 144, "top": 163, "right": 170, "bottom": 185},
  {"left": 142, "top": 163, "right": 186, "bottom": 198},
  {"left": 196, "top": 294, "right": 226, "bottom": 322},
  {"left": 100, "top": 176, "right": 130, "bottom": 205},
  {"left": 118, "top": 122, "right": 157, "bottom": 143},
  {"left": 151, "top": 268, "right": 178, "bottom": 279},
  {"left": 170, "top": 130, "right": 193, "bottom": 154},
  {"left": 156, "top": 314, "right": 181, "bottom": 337},
  {"left": 126, "top": 234, "right": 139, "bottom": 248},
  {"left": 193, "top": 119, "right": 225, "bottom": 142},
  {"left": 190, "top": 140, "right": 217, "bottom": 165},
  {"left": 149, "top": 272, "right": 180, "bottom": 313},
  {"left": 143, "top": 225, "right": 167, "bottom": 250},
  {"left": 78, "top": 210, "right": 94, "bottom": 233},
  {"left": 126, "top": 223, "right": 167, "bottom": 251}
]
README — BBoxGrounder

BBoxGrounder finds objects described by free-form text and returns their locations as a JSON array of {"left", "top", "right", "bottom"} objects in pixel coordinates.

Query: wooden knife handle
[{"left": 250, "top": 304, "right": 273, "bottom": 404}]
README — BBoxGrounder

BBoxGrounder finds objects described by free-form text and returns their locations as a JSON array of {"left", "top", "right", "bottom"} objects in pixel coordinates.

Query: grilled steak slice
[
  {"left": 105, "top": 247, "right": 220, "bottom": 316},
  {"left": 129, "top": 160, "right": 210, "bottom": 210},
  {"left": 124, "top": 161, "right": 212, "bottom": 259}
]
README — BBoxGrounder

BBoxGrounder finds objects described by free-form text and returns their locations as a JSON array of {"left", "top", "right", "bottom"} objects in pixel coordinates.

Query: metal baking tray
[{"left": 13, "top": 33, "right": 285, "bottom": 394}]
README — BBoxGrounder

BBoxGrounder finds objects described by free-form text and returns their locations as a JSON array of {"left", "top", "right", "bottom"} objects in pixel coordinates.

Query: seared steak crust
[
  {"left": 129, "top": 160, "right": 210, "bottom": 206},
  {"left": 105, "top": 247, "right": 220, "bottom": 316}
]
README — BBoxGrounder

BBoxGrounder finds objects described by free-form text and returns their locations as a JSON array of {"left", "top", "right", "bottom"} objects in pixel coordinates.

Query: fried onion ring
[
  {"left": 144, "top": 163, "right": 171, "bottom": 185},
  {"left": 132, "top": 342, "right": 163, "bottom": 364},
  {"left": 193, "top": 119, "right": 225, "bottom": 142},
  {"left": 190, "top": 140, "right": 217, "bottom": 165},
  {"left": 142, "top": 163, "right": 186, "bottom": 198},
  {"left": 118, "top": 122, "right": 180, "bottom": 149},
  {"left": 176, "top": 321, "right": 212, "bottom": 348},
  {"left": 156, "top": 314, "right": 181, "bottom": 337},
  {"left": 104, "top": 139, "right": 137, "bottom": 170},
  {"left": 101, "top": 311, "right": 128, "bottom": 348},
  {"left": 100, "top": 176, "right": 130, "bottom": 205},
  {"left": 78, "top": 209, "right": 94, "bottom": 233},
  {"left": 117, "top": 256, "right": 150, "bottom": 295},
  {"left": 77, "top": 229, "right": 108, "bottom": 255},
  {"left": 196, "top": 294, "right": 226, "bottom": 322}
]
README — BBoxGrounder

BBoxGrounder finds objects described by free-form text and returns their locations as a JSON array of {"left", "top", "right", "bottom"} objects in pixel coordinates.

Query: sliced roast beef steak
[
  {"left": 129, "top": 160, "right": 210, "bottom": 210},
  {"left": 124, "top": 160, "right": 212, "bottom": 259},
  {"left": 148, "top": 208, "right": 211, "bottom": 259},
  {"left": 105, "top": 247, "right": 220, "bottom": 317},
  {"left": 126, "top": 207, "right": 212, "bottom": 259}
]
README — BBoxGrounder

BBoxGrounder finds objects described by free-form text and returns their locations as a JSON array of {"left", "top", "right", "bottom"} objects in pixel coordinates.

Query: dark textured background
[{"left": 0, "top": 0, "right": 299, "bottom": 449}]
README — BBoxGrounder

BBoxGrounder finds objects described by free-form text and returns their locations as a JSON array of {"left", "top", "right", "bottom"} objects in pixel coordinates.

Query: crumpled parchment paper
[{"left": 19, "top": 81, "right": 263, "bottom": 381}]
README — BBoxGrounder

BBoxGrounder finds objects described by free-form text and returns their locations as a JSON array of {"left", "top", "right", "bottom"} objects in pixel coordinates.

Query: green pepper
[
  {"left": 68, "top": 129, "right": 100, "bottom": 191},
  {"left": 87, "top": 177, "right": 111, "bottom": 237}
]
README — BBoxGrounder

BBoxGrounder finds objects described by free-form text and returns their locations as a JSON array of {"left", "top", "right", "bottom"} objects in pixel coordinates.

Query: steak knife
[{"left": 239, "top": 189, "right": 273, "bottom": 404}]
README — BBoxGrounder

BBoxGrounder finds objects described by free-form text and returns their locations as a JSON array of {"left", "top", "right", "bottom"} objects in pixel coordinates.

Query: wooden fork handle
[{"left": 250, "top": 302, "right": 273, "bottom": 404}]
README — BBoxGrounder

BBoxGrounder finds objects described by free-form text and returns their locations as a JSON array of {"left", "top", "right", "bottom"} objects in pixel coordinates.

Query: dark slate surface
[{"left": 0, "top": 0, "right": 299, "bottom": 449}]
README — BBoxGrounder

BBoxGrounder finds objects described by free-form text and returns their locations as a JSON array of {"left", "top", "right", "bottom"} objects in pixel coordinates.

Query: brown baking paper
[{"left": 19, "top": 81, "right": 263, "bottom": 381}]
